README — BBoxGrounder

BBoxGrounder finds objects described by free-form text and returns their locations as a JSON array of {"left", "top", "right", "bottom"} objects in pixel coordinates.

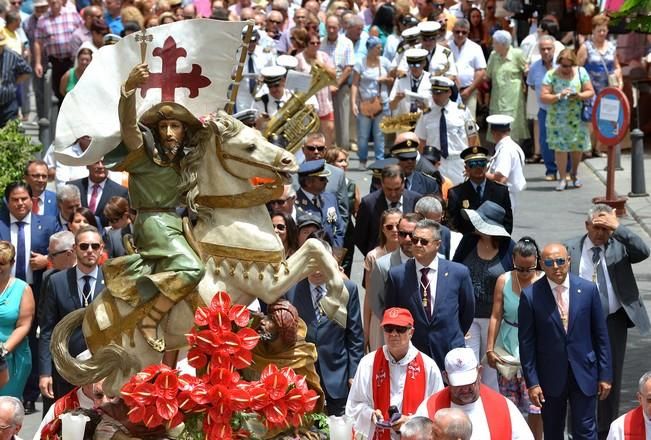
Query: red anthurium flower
[
  {"left": 210, "top": 291, "right": 232, "bottom": 314},
  {"left": 262, "top": 399, "right": 288, "bottom": 426},
  {"left": 261, "top": 370, "right": 289, "bottom": 401},
  {"left": 154, "top": 370, "right": 179, "bottom": 400},
  {"left": 217, "top": 330, "right": 242, "bottom": 355},
  {"left": 131, "top": 382, "right": 157, "bottom": 406},
  {"left": 127, "top": 405, "right": 146, "bottom": 425},
  {"left": 208, "top": 310, "right": 232, "bottom": 333},
  {"left": 209, "top": 351, "right": 234, "bottom": 371},
  {"left": 178, "top": 374, "right": 201, "bottom": 391},
  {"left": 194, "top": 329, "right": 221, "bottom": 353},
  {"left": 190, "top": 382, "right": 211, "bottom": 405},
  {"left": 209, "top": 367, "right": 239, "bottom": 387},
  {"left": 236, "top": 327, "right": 260, "bottom": 351},
  {"left": 177, "top": 390, "right": 200, "bottom": 413},
  {"left": 167, "top": 410, "right": 185, "bottom": 430},
  {"left": 247, "top": 383, "right": 270, "bottom": 410},
  {"left": 155, "top": 397, "right": 179, "bottom": 421},
  {"left": 228, "top": 387, "right": 251, "bottom": 412},
  {"left": 228, "top": 304, "right": 250, "bottom": 328},
  {"left": 187, "top": 347, "right": 209, "bottom": 370},
  {"left": 142, "top": 406, "right": 165, "bottom": 428},
  {"left": 230, "top": 348, "right": 253, "bottom": 369},
  {"left": 194, "top": 306, "right": 211, "bottom": 327}
]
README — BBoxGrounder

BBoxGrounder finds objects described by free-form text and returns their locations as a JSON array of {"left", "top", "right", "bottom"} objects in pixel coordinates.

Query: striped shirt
[
  {"left": 320, "top": 34, "right": 354, "bottom": 77},
  {"left": 34, "top": 8, "right": 83, "bottom": 59},
  {"left": 0, "top": 47, "right": 32, "bottom": 105}
]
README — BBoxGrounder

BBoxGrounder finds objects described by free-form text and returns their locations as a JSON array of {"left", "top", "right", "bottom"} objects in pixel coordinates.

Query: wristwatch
[{"left": 0, "top": 342, "right": 8, "bottom": 358}]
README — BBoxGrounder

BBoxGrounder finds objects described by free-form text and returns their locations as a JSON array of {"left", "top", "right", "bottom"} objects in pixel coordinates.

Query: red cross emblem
[{"left": 140, "top": 36, "right": 211, "bottom": 102}]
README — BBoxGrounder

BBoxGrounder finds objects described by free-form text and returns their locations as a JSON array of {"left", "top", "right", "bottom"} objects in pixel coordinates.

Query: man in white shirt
[
  {"left": 346, "top": 307, "right": 443, "bottom": 440},
  {"left": 236, "top": 27, "right": 275, "bottom": 112},
  {"left": 607, "top": 371, "right": 651, "bottom": 440},
  {"left": 253, "top": 65, "right": 318, "bottom": 120},
  {"left": 416, "top": 348, "right": 533, "bottom": 440},
  {"left": 398, "top": 22, "right": 458, "bottom": 80},
  {"left": 448, "top": 18, "right": 486, "bottom": 118},
  {"left": 389, "top": 48, "right": 431, "bottom": 117},
  {"left": 485, "top": 114, "right": 526, "bottom": 211}
]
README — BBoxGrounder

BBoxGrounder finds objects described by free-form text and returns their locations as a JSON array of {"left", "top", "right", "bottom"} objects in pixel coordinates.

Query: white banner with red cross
[{"left": 54, "top": 19, "right": 248, "bottom": 166}]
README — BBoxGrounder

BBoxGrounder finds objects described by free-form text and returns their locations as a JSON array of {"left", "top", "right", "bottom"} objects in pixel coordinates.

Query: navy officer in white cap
[
  {"left": 414, "top": 76, "right": 478, "bottom": 185},
  {"left": 389, "top": 27, "right": 421, "bottom": 74},
  {"left": 235, "top": 26, "right": 275, "bottom": 112},
  {"left": 485, "top": 114, "right": 526, "bottom": 211},
  {"left": 389, "top": 48, "right": 432, "bottom": 117},
  {"left": 398, "top": 21, "right": 457, "bottom": 81},
  {"left": 253, "top": 65, "right": 319, "bottom": 122}
]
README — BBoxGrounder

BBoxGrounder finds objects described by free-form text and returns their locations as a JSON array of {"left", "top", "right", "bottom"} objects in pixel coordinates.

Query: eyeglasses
[
  {"left": 272, "top": 223, "right": 287, "bottom": 231},
  {"left": 454, "top": 30, "right": 468, "bottom": 35},
  {"left": 305, "top": 145, "right": 326, "bottom": 152},
  {"left": 514, "top": 265, "right": 537, "bottom": 273},
  {"left": 28, "top": 173, "right": 48, "bottom": 179},
  {"left": 398, "top": 230, "right": 413, "bottom": 238},
  {"left": 383, "top": 325, "right": 410, "bottom": 334},
  {"left": 50, "top": 248, "right": 72, "bottom": 257},
  {"left": 467, "top": 160, "right": 487, "bottom": 169},
  {"left": 383, "top": 223, "right": 398, "bottom": 231},
  {"left": 268, "top": 19, "right": 283, "bottom": 24},
  {"left": 411, "top": 236, "right": 434, "bottom": 246},
  {"left": 78, "top": 242, "right": 101, "bottom": 251},
  {"left": 542, "top": 258, "right": 567, "bottom": 267},
  {"left": 269, "top": 198, "right": 289, "bottom": 205}
]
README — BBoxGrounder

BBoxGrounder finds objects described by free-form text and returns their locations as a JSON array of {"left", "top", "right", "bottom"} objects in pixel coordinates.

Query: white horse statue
[{"left": 51, "top": 112, "right": 349, "bottom": 396}]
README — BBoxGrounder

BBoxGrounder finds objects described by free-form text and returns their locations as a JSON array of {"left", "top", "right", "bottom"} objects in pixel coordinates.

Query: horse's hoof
[{"left": 145, "top": 336, "right": 166, "bottom": 352}]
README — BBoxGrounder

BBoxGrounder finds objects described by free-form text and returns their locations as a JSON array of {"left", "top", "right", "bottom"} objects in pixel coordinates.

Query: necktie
[
  {"left": 314, "top": 285, "right": 324, "bottom": 319},
  {"left": 554, "top": 285, "right": 568, "bottom": 331},
  {"left": 420, "top": 268, "right": 432, "bottom": 320},
  {"left": 312, "top": 196, "right": 321, "bottom": 208},
  {"left": 82, "top": 275, "right": 92, "bottom": 306},
  {"left": 88, "top": 184, "right": 100, "bottom": 213},
  {"left": 405, "top": 176, "right": 411, "bottom": 191},
  {"left": 389, "top": 201, "right": 399, "bottom": 209},
  {"left": 31, "top": 197, "right": 39, "bottom": 214},
  {"left": 476, "top": 183, "right": 482, "bottom": 201},
  {"left": 439, "top": 108, "right": 449, "bottom": 158},
  {"left": 247, "top": 55, "right": 256, "bottom": 94},
  {"left": 275, "top": 100, "right": 282, "bottom": 110},
  {"left": 591, "top": 247, "right": 609, "bottom": 318},
  {"left": 410, "top": 77, "right": 419, "bottom": 113},
  {"left": 15, "top": 221, "right": 26, "bottom": 281}
]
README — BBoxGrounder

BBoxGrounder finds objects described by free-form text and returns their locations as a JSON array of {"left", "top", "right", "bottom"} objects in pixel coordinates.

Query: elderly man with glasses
[
  {"left": 518, "top": 242, "right": 612, "bottom": 440},
  {"left": 448, "top": 18, "right": 486, "bottom": 119},
  {"left": 0, "top": 397, "right": 25, "bottom": 440},
  {"left": 385, "top": 219, "right": 474, "bottom": 371},
  {"left": 347, "top": 307, "right": 443, "bottom": 439}
]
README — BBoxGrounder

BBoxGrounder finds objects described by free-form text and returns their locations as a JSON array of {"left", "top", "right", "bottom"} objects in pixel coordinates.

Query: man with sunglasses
[
  {"left": 390, "top": 136, "right": 439, "bottom": 197},
  {"left": 518, "top": 243, "right": 612, "bottom": 440},
  {"left": 346, "top": 307, "right": 443, "bottom": 439},
  {"left": 398, "top": 22, "right": 457, "bottom": 81},
  {"left": 448, "top": 18, "right": 486, "bottom": 119},
  {"left": 385, "top": 219, "right": 474, "bottom": 371},
  {"left": 294, "top": 160, "right": 344, "bottom": 248},
  {"left": 39, "top": 226, "right": 105, "bottom": 406},
  {"left": 565, "top": 204, "right": 650, "bottom": 439},
  {"left": 447, "top": 146, "right": 512, "bottom": 234},
  {"left": 389, "top": 48, "right": 431, "bottom": 118}
]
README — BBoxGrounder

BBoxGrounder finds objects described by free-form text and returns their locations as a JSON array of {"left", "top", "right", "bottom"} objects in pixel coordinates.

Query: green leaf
[{"left": 0, "top": 121, "right": 42, "bottom": 191}]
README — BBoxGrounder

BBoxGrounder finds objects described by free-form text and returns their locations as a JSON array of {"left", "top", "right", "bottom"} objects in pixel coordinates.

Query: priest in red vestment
[{"left": 607, "top": 371, "right": 651, "bottom": 440}]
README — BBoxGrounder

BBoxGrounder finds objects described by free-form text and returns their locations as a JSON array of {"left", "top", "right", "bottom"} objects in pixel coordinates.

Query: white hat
[
  {"left": 402, "top": 27, "right": 421, "bottom": 39},
  {"left": 462, "top": 200, "right": 510, "bottom": 238},
  {"left": 444, "top": 347, "right": 479, "bottom": 386},
  {"left": 261, "top": 65, "right": 287, "bottom": 84},
  {"left": 486, "top": 114, "right": 514, "bottom": 129},
  {"left": 430, "top": 75, "right": 454, "bottom": 91},
  {"left": 277, "top": 54, "right": 298, "bottom": 70},
  {"left": 405, "top": 48, "right": 429, "bottom": 64},
  {"left": 418, "top": 21, "right": 442, "bottom": 35}
]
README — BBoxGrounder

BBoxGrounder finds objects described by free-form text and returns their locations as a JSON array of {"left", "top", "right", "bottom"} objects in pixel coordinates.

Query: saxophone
[
  {"left": 380, "top": 111, "right": 424, "bottom": 133},
  {"left": 262, "top": 62, "right": 336, "bottom": 154}
]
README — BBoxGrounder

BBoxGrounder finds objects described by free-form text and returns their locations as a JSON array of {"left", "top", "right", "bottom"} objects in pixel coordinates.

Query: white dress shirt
[
  {"left": 607, "top": 409, "right": 651, "bottom": 439},
  {"left": 579, "top": 237, "right": 621, "bottom": 314},
  {"left": 76, "top": 266, "right": 99, "bottom": 307},
  {"left": 449, "top": 38, "right": 487, "bottom": 88},
  {"left": 487, "top": 136, "right": 526, "bottom": 210},
  {"left": 389, "top": 71, "right": 432, "bottom": 116},
  {"left": 414, "top": 257, "right": 439, "bottom": 317},
  {"left": 346, "top": 343, "right": 444, "bottom": 440},
  {"left": 9, "top": 213, "right": 33, "bottom": 284}
]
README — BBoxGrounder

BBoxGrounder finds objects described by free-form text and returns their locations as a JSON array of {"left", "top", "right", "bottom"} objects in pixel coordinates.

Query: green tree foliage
[
  {"left": 609, "top": 0, "right": 651, "bottom": 32},
  {"left": 0, "top": 120, "right": 41, "bottom": 191}
]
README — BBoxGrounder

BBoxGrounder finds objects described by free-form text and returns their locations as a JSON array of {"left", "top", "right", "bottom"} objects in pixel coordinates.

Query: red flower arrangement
[{"left": 120, "top": 292, "right": 319, "bottom": 439}]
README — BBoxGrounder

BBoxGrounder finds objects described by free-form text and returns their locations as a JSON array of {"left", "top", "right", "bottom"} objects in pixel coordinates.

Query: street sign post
[{"left": 591, "top": 87, "right": 630, "bottom": 216}]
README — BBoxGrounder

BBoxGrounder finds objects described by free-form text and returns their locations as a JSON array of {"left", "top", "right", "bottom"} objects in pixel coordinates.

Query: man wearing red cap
[{"left": 346, "top": 307, "right": 443, "bottom": 439}]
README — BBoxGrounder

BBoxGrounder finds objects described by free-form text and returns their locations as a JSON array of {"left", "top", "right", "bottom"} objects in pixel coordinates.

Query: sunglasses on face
[
  {"left": 383, "top": 223, "right": 399, "bottom": 231},
  {"left": 383, "top": 325, "right": 410, "bottom": 334},
  {"left": 273, "top": 223, "right": 287, "bottom": 231},
  {"left": 305, "top": 145, "right": 326, "bottom": 152},
  {"left": 268, "top": 19, "right": 283, "bottom": 24},
  {"left": 50, "top": 248, "right": 72, "bottom": 257},
  {"left": 408, "top": 62, "right": 423, "bottom": 68},
  {"left": 78, "top": 242, "right": 101, "bottom": 251},
  {"left": 514, "top": 265, "right": 537, "bottom": 273},
  {"left": 411, "top": 237, "right": 433, "bottom": 246},
  {"left": 543, "top": 258, "right": 567, "bottom": 267},
  {"left": 454, "top": 30, "right": 468, "bottom": 35},
  {"left": 398, "top": 230, "right": 413, "bottom": 238},
  {"left": 467, "top": 160, "right": 487, "bottom": 168}
]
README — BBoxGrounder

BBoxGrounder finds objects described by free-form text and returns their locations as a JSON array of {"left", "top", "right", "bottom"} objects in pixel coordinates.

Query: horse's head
[{"left": 209, "top": 111, "right": 298, "bottom": 182}]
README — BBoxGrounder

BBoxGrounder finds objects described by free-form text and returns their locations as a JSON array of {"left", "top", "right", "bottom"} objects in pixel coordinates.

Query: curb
[{"left": 583, "top": 158, "right": 651, "bottom": 239}]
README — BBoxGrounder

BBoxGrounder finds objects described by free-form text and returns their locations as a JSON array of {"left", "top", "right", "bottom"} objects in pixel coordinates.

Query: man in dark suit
[
  {"left": 0, "top": 181, "right": 60, "bottom": 413},
  {"left": 355, "top": 164, "right": 422, "bottom": 256},
  {"left": 294, "top": 160, "right": 345, "bottom": 248},
  {"left": 414, "top": 196, "right": 456, "bottom": 260},
  {"left": 70, "top": 159, "right": 129, "bottom": 227},
  {"left": 565, "top": 204, "right": 650, "bottom": 439},
  {"left": 519, "top": 242, "right": 613, "bottom": 440},
  {"left": 24, "top": 160, "right": 58, "bottom": 217},
  {"left": 385, "top": 219, "right": 474, "bottom": 370},
  {"left": 390, "top": 134, "right": 440, "bottom": 196},
  {"left": 54, "top": 185, "right": 82, "bottom": 231},
  {"left": 447, "top": 146, "right": 512, "bottom": 234},
  {"left": 39, "top": 226, "right": 105, "bottom": 400},
  {"left": 286, "top": 239, "right": 364, "bottom": 416}
]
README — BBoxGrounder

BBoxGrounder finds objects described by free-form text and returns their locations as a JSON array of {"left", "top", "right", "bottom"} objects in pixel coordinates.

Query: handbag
[
  {"left": 593, "top": 40, "right": 620, "bottom": 88},
  {"left": 359, "top": 64, "right": 383, "bottom": 118},
  {"left": 482, "top": 345, "right": 521, "bottom": 380},
  {"left": 577, "top": 67, "right": 593, "bottom": 122}
]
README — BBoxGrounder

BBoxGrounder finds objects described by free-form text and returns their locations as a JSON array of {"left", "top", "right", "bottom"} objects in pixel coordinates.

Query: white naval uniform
[
  {"left": 346, "top": 343, "right": 443, "bottom": 440},
  {"left": 415, "top": 393, "right": 534, "bottom": 440},
  {"left": 607, "top": 410, "right": 651, "bottom": 440},
  {"left": 398, "top": 43, "right": 458, "bottom": 78},
  {"left": 414, "top": 99, "right": 475, "bottom": 185},
  {"left": 235, "top": 46, "right": 276, "bottom": 111},
  {"left": 389, "top": 71, "right": 432, "bottom": 116},
  {"left": 252, "top": 88, "right": 319, "bottom": 118},
  {"left": 487, "top": 135, "right": 526, "bottom": 210}
]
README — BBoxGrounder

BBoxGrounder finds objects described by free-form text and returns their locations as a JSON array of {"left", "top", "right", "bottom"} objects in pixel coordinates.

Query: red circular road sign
[{"left": 591, "top": 87, "right": 630, "bottom": 146}]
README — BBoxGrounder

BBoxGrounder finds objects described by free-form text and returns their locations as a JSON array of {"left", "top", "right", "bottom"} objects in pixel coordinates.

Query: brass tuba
[{"left": 262, "top": 62, "right": 336, "bottom": 154}]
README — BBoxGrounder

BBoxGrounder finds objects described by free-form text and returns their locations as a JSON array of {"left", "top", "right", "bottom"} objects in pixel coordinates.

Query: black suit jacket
[
  {"left": 70, "top": 178, "right": 129, "bottom": 227},
  {"left": 355, "top": 189, "right": 422, "bottom": 256},
  {"left": 407, "top": 171, "right": 440, "bottom": 196},
  {"left": 39, "top": 267, "right": 105, "bottom": 378},
  {"left": 446, "top": 179, "right": 513, "bottom": 234},
  {"left": 104, "top": 225, "right": 134, "bottom": 258}
]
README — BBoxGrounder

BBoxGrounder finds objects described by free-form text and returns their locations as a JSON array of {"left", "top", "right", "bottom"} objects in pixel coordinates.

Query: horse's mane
[{"left": 179, "top": 111, "right": 246, "bottom": 218}]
